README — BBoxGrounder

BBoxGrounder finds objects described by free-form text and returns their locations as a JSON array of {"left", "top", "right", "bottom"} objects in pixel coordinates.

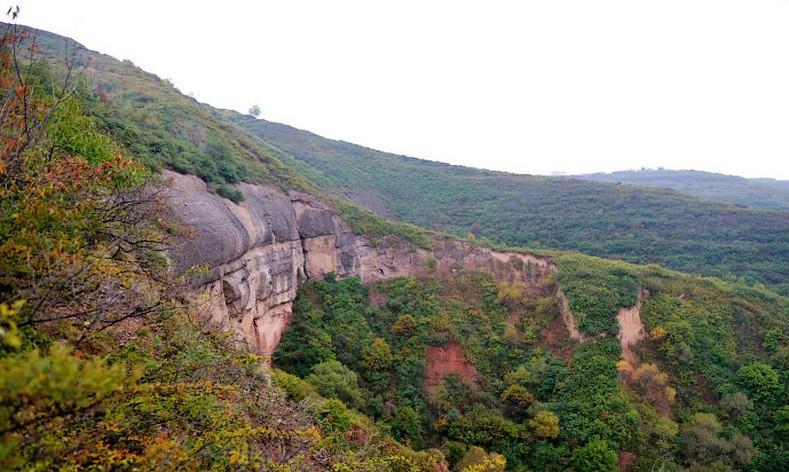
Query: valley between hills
[{"left": 0, "top": 22, "right": 786, "bottom": 472}]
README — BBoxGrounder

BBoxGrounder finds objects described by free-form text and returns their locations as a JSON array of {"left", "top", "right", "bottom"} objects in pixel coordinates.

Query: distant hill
[
  {"left": 750, "top": 177, "right": 789, "bottom": 192},
  {"left": 230, "top": 116, "right": 789, "bottom": 295},
  {"left": 574, "top": 169, "right": 789, "bottom": 210}
]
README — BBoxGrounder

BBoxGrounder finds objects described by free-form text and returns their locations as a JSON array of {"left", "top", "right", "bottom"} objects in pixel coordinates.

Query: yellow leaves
[
  {"left": 462, "top": 454, "right": 507, "bottom": 472},
  {"left": 496, "top": 282, "right": 523, "bottom": 307},
  {"left": 468, "top": 308, "right": 484, "bottom": 319},
  {"left": 0, "top": 342, "right": 134, "bottom": 467},
  {"left": 84, "top": 439, "right": 141, "bottom": 468},
  {"left": 633, "top": 363, "right": 669, "bottom": 386},
  {"left": 362, "top": 337, "right": 394, "bottom": 371},
  {"left": 664, "top": 386, "right": 677, "bottom": 403},
  {"left": 631, "top": 362, "right": 676, "bottom": 414},
  {"left": 139, "top": 434, "right": 181, "bottom": 467},
  {"left": 230, "top": 352, "right": 264, "bottom": 368},
  {"left": 650, "top": 326, "right": 667, "bottom": 340},
  {"left": 616, "top": 359, "right": 631, "bottom": 372},
  {"left": 529, "top": 410, "right": 560, "bottom": 439},
  {"left": 403, "top": 277, "right": 417, "bottom": 290},
  {"left": 458, "top": 446, "right": 507, "bottom": 472},
  {"left": 653, "top": 416, "right": 679, "bottom": 440},
  {"left": 0, "top": 300, "right": 25, "bottom": 348},
  {"left": 228, "top": 443, "right": 250, "bottom": 465},
  {"left": 433, "top": 415, "right": 449, "bottom": 431},
  {"left": 391, "top": 314, "right": 416, "bottom": 336},
  {"left": 104, "top": 419, "right": 122, "bottom": 433}
]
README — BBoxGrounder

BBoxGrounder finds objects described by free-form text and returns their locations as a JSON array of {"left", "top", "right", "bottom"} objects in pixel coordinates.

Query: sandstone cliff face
[{"left": 164, "top": 170, "right": 561, "bottom": 358}]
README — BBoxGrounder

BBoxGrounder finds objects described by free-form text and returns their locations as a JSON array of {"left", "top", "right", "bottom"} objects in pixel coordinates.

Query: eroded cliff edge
[{"left": 164, "top": 170, "right": 566, "bottom": 358}]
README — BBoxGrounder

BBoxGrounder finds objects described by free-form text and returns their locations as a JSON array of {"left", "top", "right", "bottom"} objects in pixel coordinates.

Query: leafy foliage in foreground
[{"left": 0, "top": 32, "right": 438, "bottom": 470}]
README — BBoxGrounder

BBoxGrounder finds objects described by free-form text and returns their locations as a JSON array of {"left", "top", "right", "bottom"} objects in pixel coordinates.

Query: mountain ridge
[
  {"left": 574, "top": 168, "right": 789, "bottom": 210},
  {"left": 225, "top": 112, "right": 789, "bottom": 295}
]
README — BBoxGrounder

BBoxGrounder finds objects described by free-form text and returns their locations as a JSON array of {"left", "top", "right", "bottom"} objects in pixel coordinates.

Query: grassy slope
[
  {"left": 22, "top": 22, "right": 789, "bottom": 294},
  {"left": 230, "top": 116, "right": 789, "bottom": 295},
  {"left": 575, "top": 169, "right": 789, "bottom": 210},
  {"left": 3, "top": 21, "right": 787, "bottom": 471},
  {"left": 19, "top": 23, "right": 313, "bottom": 197},
  {"left": 15, "top": 23, "right": 437, "bottom": 250}
]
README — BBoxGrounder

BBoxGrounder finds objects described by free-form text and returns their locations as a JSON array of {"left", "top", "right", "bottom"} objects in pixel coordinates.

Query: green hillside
[
  {"left": 24, "top": 22, "right": 317, "bottom": 201},
  {"left": 1, "top": 22, "right": 787, "bottom": 472},
  {"left": 0, "top": 23, "right": 445, "bottom": 470},
  {"left": 230, "top": 116, "right": 789, "bottom": 295},
  {"left": 575, "top": 169, "right": 789, "bottom": 210},
  {"left": 750, "top": 178, "right": 789, "bottom": 192},
  {"left": 275, "top": 257, "right": 788, "bottom": 471},
  {"left": 20, "top": 22, "right": 789, "bottom": 295}
]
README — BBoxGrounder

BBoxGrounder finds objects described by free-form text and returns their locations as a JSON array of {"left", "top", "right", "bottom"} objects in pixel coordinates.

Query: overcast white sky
[{"left": 13, "top": 0, "right": 789, "bottom": 178}]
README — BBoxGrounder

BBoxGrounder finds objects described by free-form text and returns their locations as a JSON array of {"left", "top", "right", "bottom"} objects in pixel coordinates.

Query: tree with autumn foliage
[
  {"left": 0, "top": 22, "right": 171, "bottom": 345},
  {"left": 0, "top": 19, "right": 178, "bottom": 468},
  {"left": 0, "top": 19, "right": 437, "bottom": 470}
]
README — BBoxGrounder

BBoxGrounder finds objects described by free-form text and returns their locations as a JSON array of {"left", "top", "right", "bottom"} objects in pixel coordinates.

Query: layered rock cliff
[{"left": 164, "top": 170, "right": 563, "bottom": 358}]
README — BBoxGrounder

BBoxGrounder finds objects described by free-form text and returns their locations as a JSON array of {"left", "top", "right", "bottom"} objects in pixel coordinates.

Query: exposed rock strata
[{"left": 164, "top": 170, "right": 579, "bottom": 358}]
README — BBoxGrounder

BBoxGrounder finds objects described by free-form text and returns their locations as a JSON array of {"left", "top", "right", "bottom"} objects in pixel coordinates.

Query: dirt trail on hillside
[
  {"left": 617, "top": 290, "right": 648, "bottom": 369},
  {"left": 556, "top": 287, "right": 585, "bottom": 342}
]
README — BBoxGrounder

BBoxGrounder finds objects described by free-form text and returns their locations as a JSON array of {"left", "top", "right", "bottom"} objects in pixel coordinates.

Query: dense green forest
[
  {"left": 1, "top": 21, "right": 787, "bottom": 472},
  {"left": 274, "top": 258, "right": 787, "bottom": 471},
  {"left": 575, "top": 169, "right": 789, "bottom": 211},
  {"left": 232, "top": 117, "right": 789, "bottom": 296}
]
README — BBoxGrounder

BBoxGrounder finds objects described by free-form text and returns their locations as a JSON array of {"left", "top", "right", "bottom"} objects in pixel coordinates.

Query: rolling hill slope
[
  {"left": 2, "top": 21, "right": 787, "bottom": 472},
  {"left": 229, "top": 115, "right": 789, "bottom": 295},
  {"left": 19, "top": 22, "right": 788, "bottom": 294}
]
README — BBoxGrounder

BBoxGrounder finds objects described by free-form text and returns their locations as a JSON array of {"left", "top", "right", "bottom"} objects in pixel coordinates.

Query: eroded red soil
[{"left": 424, "top": 342, "right": 479, "bottom": 390}]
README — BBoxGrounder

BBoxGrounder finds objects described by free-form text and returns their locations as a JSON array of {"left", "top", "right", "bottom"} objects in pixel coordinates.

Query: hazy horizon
[{"left": 13, "top": 0, "right": 789, "bottom": 179}]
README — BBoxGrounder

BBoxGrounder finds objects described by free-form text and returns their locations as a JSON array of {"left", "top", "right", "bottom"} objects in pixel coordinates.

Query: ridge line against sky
[{"left": 13, "top": 0, "right": 789, "bottom": 179}]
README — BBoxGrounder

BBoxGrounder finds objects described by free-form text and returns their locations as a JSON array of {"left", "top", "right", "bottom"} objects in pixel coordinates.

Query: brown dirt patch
[
  {"left": 538, "top": 315, "right": 574, "bottom": 362},
  {"left": 424, "top": 342, "right": 479, "bottom": 391},
  {"left": 695, "top": 373, "right": 719, "bottom": 405},
  {"left": 556, "top": 287, "right": 585, "bottom": 342},
  {"left": 617, "top": 290, "right": 648, "bottom": 369},
  {"left": 618, "top": 451, "right": 636, "bottom": 472},
  {"left": 368, "top": 286, "right": 388, "bottom": 308}
]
